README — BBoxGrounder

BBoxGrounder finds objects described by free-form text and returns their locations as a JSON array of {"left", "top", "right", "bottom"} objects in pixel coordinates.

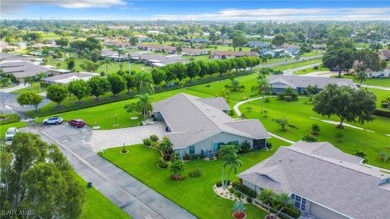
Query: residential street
[{"left": 20, "top": 123, "right": 196, "bottom": 219}]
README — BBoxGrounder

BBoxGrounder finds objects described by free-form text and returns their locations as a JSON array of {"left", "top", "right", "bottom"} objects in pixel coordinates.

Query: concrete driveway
[
  {"left": 20, "top": 123, "right": 195, "bottom": 219},
  {"left": 90, "top": 122, "right": 166, "bottom": 152}
]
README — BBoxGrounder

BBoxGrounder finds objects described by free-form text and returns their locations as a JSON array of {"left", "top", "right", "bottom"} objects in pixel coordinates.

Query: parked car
[
  {"left": 43, "top": 116, "right": 63, "bottom": 125},
  {"left": 69, "top": 119, "right": 85, "bottom": 128},
  {"left": 5, "top": 127, "right": 17, "bottom": 140}
]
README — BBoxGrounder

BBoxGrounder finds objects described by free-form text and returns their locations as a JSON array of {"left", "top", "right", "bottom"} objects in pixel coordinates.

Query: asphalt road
[{"left": 21, "top": 123, "right": 196, "bottom": 219}]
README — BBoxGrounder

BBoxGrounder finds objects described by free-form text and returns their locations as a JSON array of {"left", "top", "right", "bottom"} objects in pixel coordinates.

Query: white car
[
  {"left": 5, "top": 127, "right": 17, "bottom": 140},
  {"left": 43, "top": 116, "right": 64, "bottom": 125}
]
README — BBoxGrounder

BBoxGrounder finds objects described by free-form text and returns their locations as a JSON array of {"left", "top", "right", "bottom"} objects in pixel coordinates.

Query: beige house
[
  {"left": 239, "top": 141, "right": 390, "bottom": 219},
  {"left": 152, "top": 93, "right": 270, "bottom": 157}
]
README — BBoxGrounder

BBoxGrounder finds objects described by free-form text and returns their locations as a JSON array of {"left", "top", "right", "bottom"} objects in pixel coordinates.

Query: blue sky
[{"left": 2, "top": 1, "right": 390, "bottom": 20}]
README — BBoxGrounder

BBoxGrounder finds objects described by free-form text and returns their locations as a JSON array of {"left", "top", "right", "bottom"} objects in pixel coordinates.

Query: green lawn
[
  {"left": 239, "top": 97, "right": 390, "bottom": 169},
  {"left": 11, "top": 82, "right": 47, "bottom": 95},
  {"left": 295, "top": 66, "right": 328, "bottom": 75},
  {"left": 341, "top": 75, "right": 390, "bottom": 87},
  {"left": 368, "top": 88, "right": 390, "bottom": 110},
  {"left": 100, "top": 138, "right": 287, "bottom": 219},
  {"left": 73, "top": 174, "right": 131, "bottom": 219}
]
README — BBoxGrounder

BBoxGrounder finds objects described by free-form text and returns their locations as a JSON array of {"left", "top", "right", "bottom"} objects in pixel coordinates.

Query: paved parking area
[
  {"left": 20, "top": 123, "right": 196, "bottom": 219},
  {"left": 90, "top": 122, "right": 166, "bottom": 152}
]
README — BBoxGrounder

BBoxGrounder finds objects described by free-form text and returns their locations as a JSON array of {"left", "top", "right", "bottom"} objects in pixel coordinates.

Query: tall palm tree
[
  {"left": 134, "top": 71, "right": 154, "bottom": 94},
  {"left": 274, "top": 193, "right": 294, "bottom": 216},
  {"left": 221, "top": 145, "right": 242, "bottom": 189},
  {"left": 356, "top": 71, "right": 367, "bottom": 85},
  {"left": 257, "top": 76, "right": 271, "bottom": 114},
  {"left": 129, "top": 36, "right": 138, "bottom": 47},
  {"left": 136, "top": 93, "right": 152, "bottom": 121},
  {"left": 102, "top": 58, "right": 111, "bottom": 74}
]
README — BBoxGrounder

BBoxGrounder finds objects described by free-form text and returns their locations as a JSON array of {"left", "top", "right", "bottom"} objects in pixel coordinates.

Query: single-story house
[
  {"left": 137, "top": 44, "right": 176, "bottom": 54},
  {"left": 245, "top": 41, "right": 270, "bottom": 49},
  {"left": 101, "top": 49, "right": 129, "bottom": 62},
  {"left": 379, "top": 49, "right": 390, "bottom": 61},
  {"left": 215, "top": 39, "right": 233, "bottom": 46},
  {"left": 43, "top": 72, "right": 97, "bottom": 84},
  {"left": 268, "top": 75, "right": 357, "bottom": 94},
  {"left": 210, "top": 51, "right": 259, "bottom": 59},
  {"left": 0, "top": 52, "right": 33, "bottom": 62},
  {"left": 181, "top": 48, "right": 209, "bottom": 56},
  {"left": 0, "top": 60, "right": 50, "bottom": 80},
  {"left": 365, "top": 67, "right": 390, "bottom": 78},
  {"left": 152, "top": 93, "right": 270, "bottom": 157},
  {"left": 182, "top": 38, "right": 210, "bottom": 44},
  {"left": 138, "top": 54, "right": 188, "bottom": 67},
  {"left": 238, "top": 141, "right": 390, "bottom": 219}
]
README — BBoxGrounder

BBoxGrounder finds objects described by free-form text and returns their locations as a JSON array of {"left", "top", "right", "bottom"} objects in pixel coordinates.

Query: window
[
  {"left": 189, "top": 146, "right": 195, "bottom": 155},
  {"left": 291, "top": 194, "right": 306, "bottom": 211},
  {"left": 212, "top": 143, "right": 223, "bottom": 152}
]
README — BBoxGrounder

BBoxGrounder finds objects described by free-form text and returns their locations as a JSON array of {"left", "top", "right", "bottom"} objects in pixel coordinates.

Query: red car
[{"left": 69, "top": 119, "right": 86, "bottom": 128}]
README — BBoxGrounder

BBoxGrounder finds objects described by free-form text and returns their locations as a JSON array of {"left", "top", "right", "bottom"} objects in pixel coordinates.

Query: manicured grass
[
  {"left": 239, "top": 98, "right": 390, "bottom": 169},
  {"left": 100, "top": 138, "right": 287, "bottom": 219},
  {"left": 73, "top": 174, "right": 131, "bottom": 219},
  {"left": 295, "top": 66, "right": 328, "bottom": 75},
  {"left": 0, "top": 113, "right": 20, "bottom": 125},
  {"left": 11, "top": 82, "right": 47, "bottom": 95},
  {"left": 368, "top": 88, "right": 390, "bottom": 110},
  {"left": 363, "top": 78, "right": 390, "bottom": 87}
]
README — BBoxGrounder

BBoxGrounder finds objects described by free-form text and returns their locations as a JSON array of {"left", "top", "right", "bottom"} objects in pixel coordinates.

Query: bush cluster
[
  {"left": 233, "top": 184, "right": 256, "bottom": 198},
  {"left": 143, "top": 138, "right": 151, "bottom": 146},
  {"left": 189, "top": 168, "right": 203, "bottom": 177}
]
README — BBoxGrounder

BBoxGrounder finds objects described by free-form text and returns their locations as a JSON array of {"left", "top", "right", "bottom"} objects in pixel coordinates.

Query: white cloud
[
  {"left": 154, "top": 7, "right": 390, "bottom": 21},
  {"left": 1, "top": 0, "right": 126, "bottom": 14}
]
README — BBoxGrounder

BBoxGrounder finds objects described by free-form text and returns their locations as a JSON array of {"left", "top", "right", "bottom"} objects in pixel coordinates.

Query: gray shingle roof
[
  {"left": 153, "top": 93, "right": 270, "bottom": 149},
  {"left": 43, "top": 72, "right": 97, "bottom": 84},
  {"left": 239, "top": 141, "right": 390, "bottom": 219},
  {"left": 268, "top": 75, "right": 357, "bottom": 90},
  {"left": 198, "top": 97, "right": 230, "bottom": 111},
  {"left": 0, "top": 61, "right": 50, "bottom": 79}
]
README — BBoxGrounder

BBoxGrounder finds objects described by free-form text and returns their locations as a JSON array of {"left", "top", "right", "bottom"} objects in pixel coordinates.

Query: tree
[
  {"left": 356, "top": 71, "right": 367, "bottom": 85},
  {"left": 66, "top": 57, "right": 75, "bottom": 70},
  {"left": 186, "top": 61, "right": 201, "bottom": 81},
  {"left": 198, "top": 61, "right": 209, "bottom": 79},
  {"left": 80, "top": 60, "right": 100, "bottom": 72},
  {"left": 354, "top": 49, "right": 384, "bottom": 72},
  {"left": 88, "top": 76, "right": 111, "bottom": 100},
  {"left": 122, "top": 74, "right": 135, "bottom": 94},
  {"left": 134, "top": 71, "right": 154, "bottom": 94},
  {"left": 46, "top": 84, "right": 68, "bottom": 107},
  {"left": 322, "top": 38, "right": 356, "bottom": 78},
  {"left": 221, "top": 144, "right": 242, "bottom": 189},
  {"left": 301, "top": 134, "right": 318, "bottom": 142},
  {"left": 311, "top": 123, "right": 320, "bottom": 135},
  {"left": 208, "top": 61, "right": 220, "bottom": 77},
  {"left": 169, "top": 159, "right": 185, "bottom": 180},
  {"left": 136, "top": 93, "right": 152, "bottom": 121},
  {"left": 274, "top": 193, "right": 294, "bottom": 217},
  {"left": 129, "top": 36, "right": 138, "bottom": 47},
  {"left": 313, "top": 84, "right": 376, "bottom": 128},
  {"left": 258, "top": 189, "right": 276, "bottom": 213},
  {"left": 272, "top": 34, "right": 287, "bottom": 46},
  {"left": 0, "top": 132, "right": 85, "bottom": 219},
  {"left": 55, "top": 38, "right": 69, "bottom": 48},
  {"left": 101, "top": 58, "right": 111, "bottom": 74},
  {"left": 209, "top": 30, "right": 220, "bottom": 42},
  {"left": 254, "top": 76, "right": 271, "bottom": 114},
  {"left": 151, "top": 68, "right": 166, "bottom": 86},
  {"left": 16, "top": 91, "right": 43, "bottom": 112},
  {"left": 68, "top": 79, "right": 91, "bottom": 103},
  {"left": 171, "top": 62, "right": 187, "bottom": 81},
  {"left": 276, "top": 117, "right": 289, "bottom": 131},
  {"left": 232, "top": 31, "right": 247, "bottom": 51},
  {"left": 159, "top": 137, "right": 174, "bottom": 161},
  {"left": 107, "top": 73, "right": 126, "bottom": 96}
]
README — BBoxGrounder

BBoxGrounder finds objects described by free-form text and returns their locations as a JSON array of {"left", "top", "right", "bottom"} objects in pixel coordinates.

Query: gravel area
[{"left": 90, "top": 122, "right": 166, "bottom": 152}]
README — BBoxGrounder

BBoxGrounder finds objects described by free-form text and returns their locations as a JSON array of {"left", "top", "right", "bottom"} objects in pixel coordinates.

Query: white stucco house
[
  {"left": 238, "top": 141, "right": 390, "bottom": 219},
  {"left": 152, "top": 93, "right": 270, "bottom": 157}
]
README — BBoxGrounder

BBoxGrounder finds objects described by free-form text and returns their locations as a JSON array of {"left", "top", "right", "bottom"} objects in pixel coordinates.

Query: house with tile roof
[
  {"left": 268, "top": 75, "right": 357, "bottom": 94},
  {"left": 238, "top": 141, "right": 390, "bottom": 219},
  {"left": 152, "top": 93, "right": 270, "bottom": 157}
]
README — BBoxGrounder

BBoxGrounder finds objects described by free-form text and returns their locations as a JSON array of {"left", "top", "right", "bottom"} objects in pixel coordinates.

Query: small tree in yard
[
  {"left": 221, "top": 145, "right": 242, "bottom": 189},
  {"left": 258, "top": 189, "right": 276, "bottom": 214},
  {"left": 159, "top": 137, "right": 173, "bottom": 161},
  {"left": 356, "top": 71, "right": 367, "bottom": 85},
  {"left": 107, "top": 73, "right": 126, "bottom": 96},
  {"left": 302, "top": 134, "right": 318, "bottom": 142},
  {"left": 354, "top": 150, "right": 367, "bottom": 163},
  {"left": 17, "top": 91, "right": 43, "bottom": 112},
  {"left": 274, "top": 193, "right": 294, "bottom": 217},
  {"left": 232, "top": 201, "right": 246, "bottom": 219},
  {"left": 311, "top": 123, "right": 320, "bottom": 135},
  {"left": 46, "top": 84, "right": 68, "bottom": 107},
  {"left": 276, "top": 117, "right": 288, "bottom": 131},
  {"left": 334, "top": 131, "right": 344, "bottom": 142},
  {"left": 68, "top": 79, "right": 91, "bottom": 103},
  {"left": 88, "top": 76, "right": 111, "bottom": 100},
  {"left": 169, "top": 159, "right": 185, "bottom": 180}
]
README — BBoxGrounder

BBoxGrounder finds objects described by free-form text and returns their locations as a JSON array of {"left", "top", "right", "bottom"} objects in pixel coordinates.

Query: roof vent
[
  {"left": 289, "top": 158, "right": 293, "bottom": 161},
  {"left": 279, "top": 159, "right": 282, "bottom": 162},
  {"left": 339, "top": 161, "right": 343, "bottom": 163}
]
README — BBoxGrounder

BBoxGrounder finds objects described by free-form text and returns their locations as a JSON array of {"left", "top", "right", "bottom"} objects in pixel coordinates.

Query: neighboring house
[
  {"left": 379, "top": 49, "right": 390, "bottom": 61},
  {"left": 0, "top": 60, "right": 50, "bottom": 81},
  {"left": 103, "top": 39, "right": 129, "bottom": 48},
  {"left": 101, "top": 49, "right": 129, "bottom": 61},
  {"left": 152, "top": 93, "right": 270, "bottom": 157},
  {"left": 137, "top": 54, "right": 188, "bottom": 67},
  {"left": 43, "top": 72, "right": 97, "bottom": 84},
  {"left": 210, "top": 51, "right": 259, "bottom": 59},
  {"left": 238, "top": 141, "right": 390, "bottom": 219},
  {"left": 268, "top": 75, "right": 357, "bottom": 94},
  {"left": 182, "top": 38, "right": 210, "bottom": 44},
  {"left": 215, "top": 39, "right": 233, "bottom": 46},
  {"left": 260, "top": 50, "right": 276, "bottom": 57},
  {"left": 245, "top": 41, "right": 270, "bottom": 49},
  {"left": 0, "top": 52, "right": 33, "bottom": 62},
  {"left": 137, "top": 44, "right": 176, "bottom": 54},
  {"left": 47, "top": 69, "right": 71, "bottom": 76},
  {"left": 181, "top": 48, "right": 209, "bottom": 56},
  {"left": 365, "top": 67, "right": 390, "bottom": 78}
]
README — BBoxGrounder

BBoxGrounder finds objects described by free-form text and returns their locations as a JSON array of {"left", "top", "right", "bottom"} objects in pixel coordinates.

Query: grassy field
[
  {"left": 341, "top": 75, "right": 390, "bottom": 87},
  {"left": 100, "top": 138, "right": 287, "bottom": 219},
  {"left": 73, "top": 174, "right": 131, "bottom": 219},
  {"left": 295, "top": 66, "right": 328, "bottom": 75},
  {"left": 239, "top": 97, "right": 390, "bottom": 169},
  {"left": 11, "top": 82, "right": 47, "bottom": 95}
]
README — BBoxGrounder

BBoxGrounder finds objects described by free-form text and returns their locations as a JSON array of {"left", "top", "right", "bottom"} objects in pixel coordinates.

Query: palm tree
[
  {"left": 102, "top": 58, "right": 111, "bottom": 74},
  {"left": 129, "top": 36, "right": 138, "bottom": 47},
  {"left": 134, "top": 71, "right": 154, "bottom": 94},
  {"left": 274, "top": 193, "right": 294, "bottom": 217},
  {"left": 258, "top": 189, "right": 276, "bottom": 213},
  {"left": 356, "top": 71, "right": 367, "bottom": 85},
  {"left": 159, "top": 137, "right": 173, "bottom": 160},
  {"left": 221, "top": 145, "right": 242, "bottom": 189},
  {"left": 257, "top": 76, "right": 271, "bottom": 114},
  {"left": 136, "top": 93, "right": 152, "bottom": 121},
  {"left": 169, "top": 159, "right": 185, "bottom": 180}
]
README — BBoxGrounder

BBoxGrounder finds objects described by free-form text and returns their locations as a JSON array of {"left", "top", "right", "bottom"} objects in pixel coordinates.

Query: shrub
[
  {"left": 302, "top": 134, "right": 318, "bottom": 142},
  {"left": 143, "top": 138, "right": 151, "bottom": 146},
  {"left": 236, "top": 192, "right": 242, "bottom": 198},
  {"left": 216, "top": 181, "right": 222, "bottom": 187},
  {"left": 150, "top": 134, "right": 159, "bottom": 142},
  {"left": 240, "top": 140, "right": 252, "bottom": 153},
  {"left": 266, "top": 142, "right": 273, "bottom": 150},
  {"left": 313, "top": 65, "right": 319, "bottom": 70},
  {"left": 233, "top": 184, "right": 256, "bottom": 198},
  {"left": 189, "top": 168, "right": 203, "bottom": 177},
  {"left": 246, "top": 197, "right": 253, "bottom": 203},
  {"left": 287, "top": 124, "right": 298, "bottom": 129},
  {"left": 157, "top": 158, "right": 168, "bottom": 169},
  {"left": 374, "top": 109, "right": 390, "bottom": 118}
]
